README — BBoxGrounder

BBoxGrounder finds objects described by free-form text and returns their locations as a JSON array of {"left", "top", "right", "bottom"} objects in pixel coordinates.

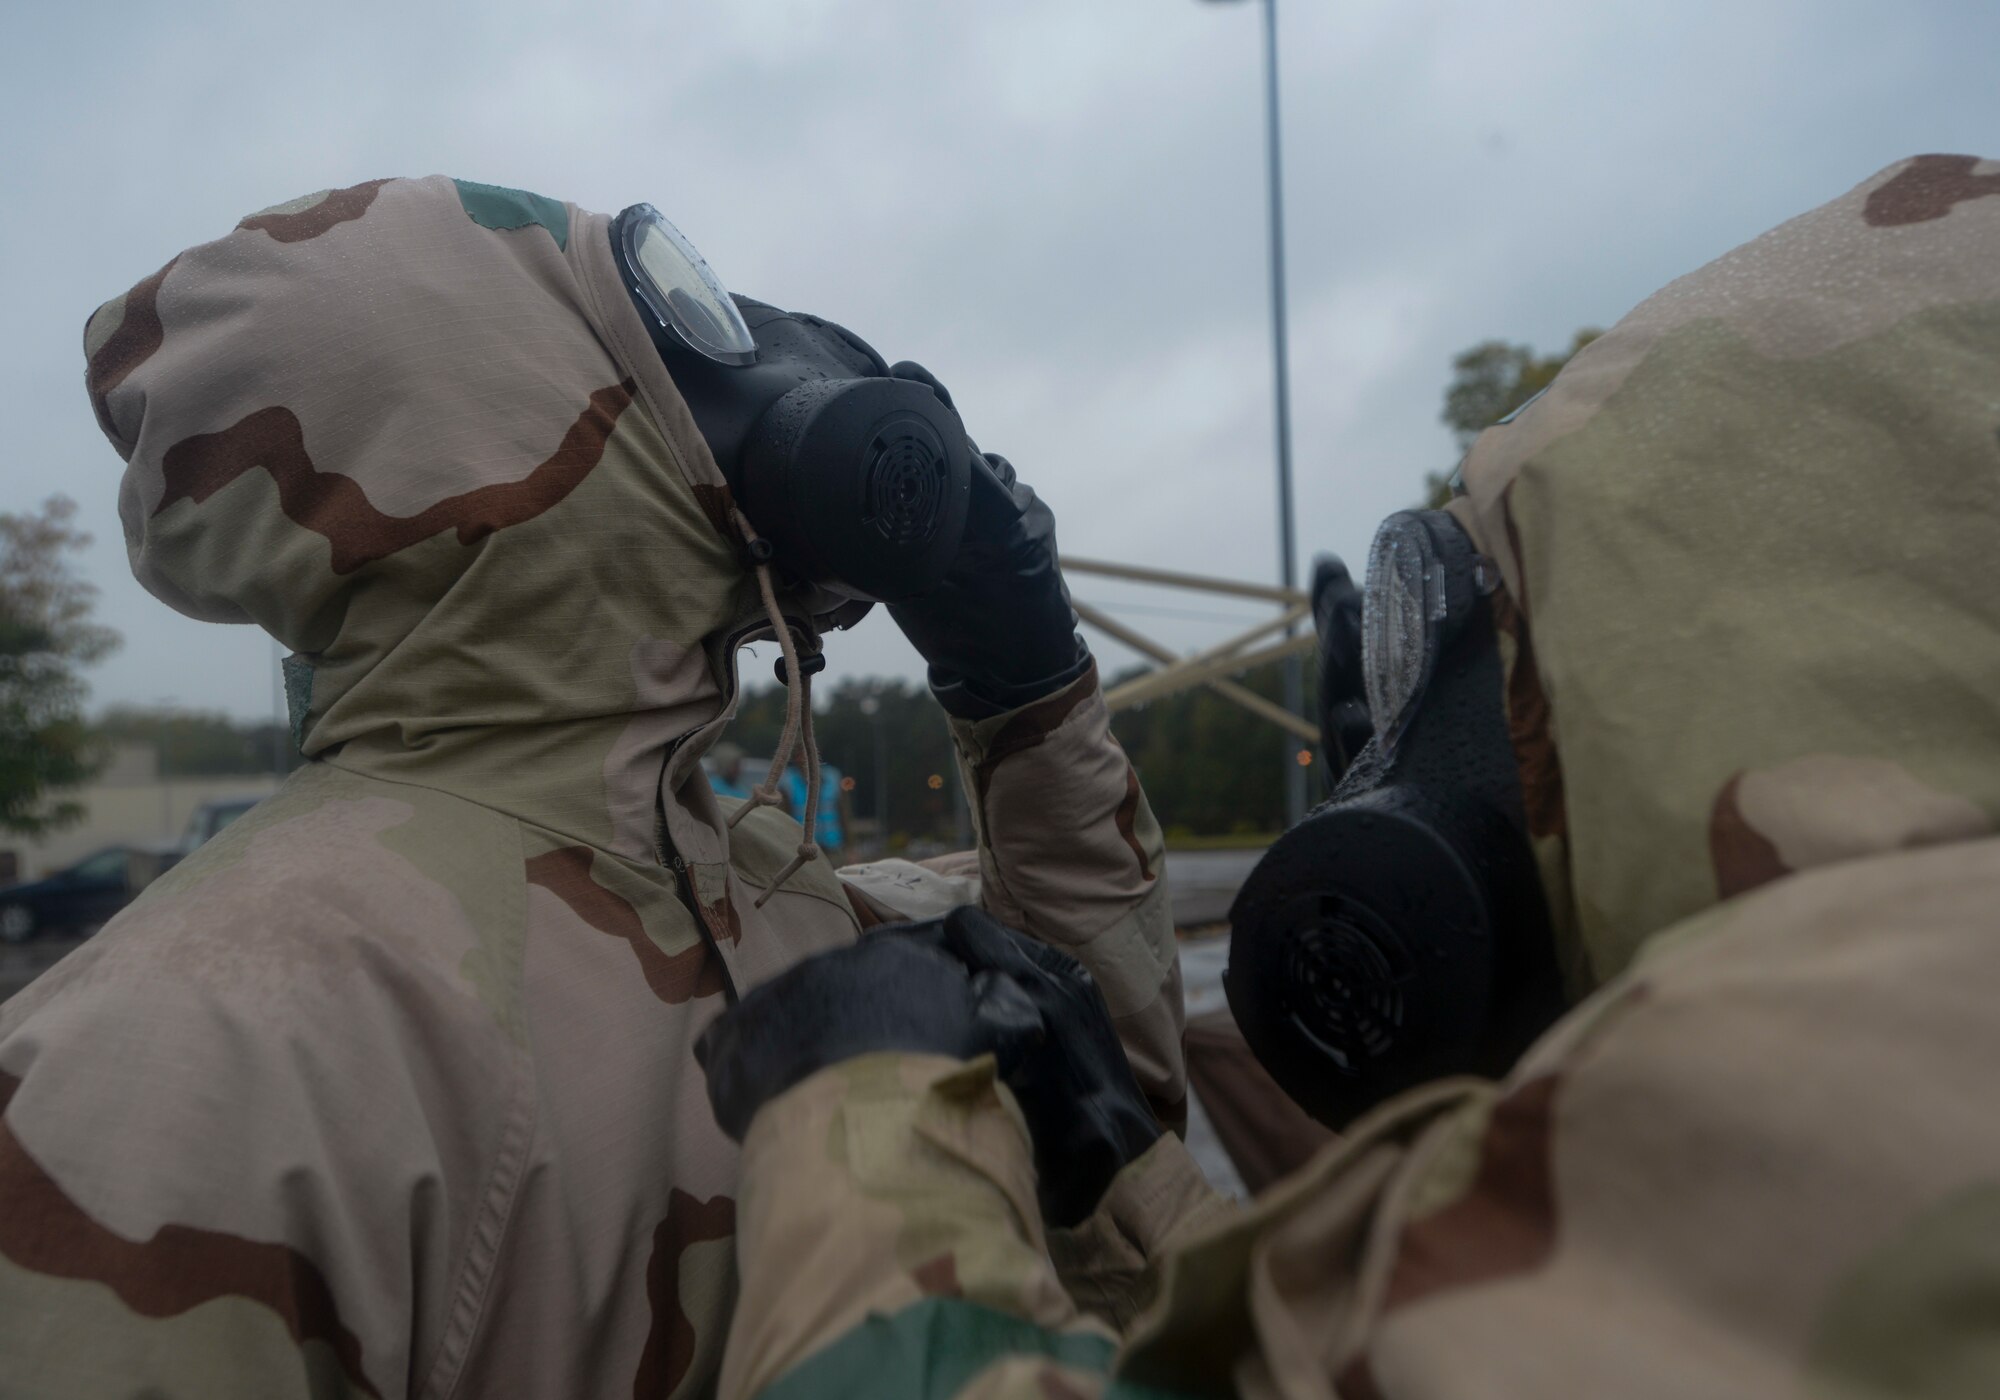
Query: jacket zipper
[
  {"left": 657, "top": 794, "right": 738, "bottom": 1004},
  {"left": 651, "top": 606, "right": 763, "bottom": 883},
  {"left": 652, "top": 609, "right": 770, "bottom": 1003}
]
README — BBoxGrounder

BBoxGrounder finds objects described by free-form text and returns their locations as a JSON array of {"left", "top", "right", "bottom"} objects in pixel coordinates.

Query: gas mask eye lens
[
  {"left": 619, "top": 204, "right": 758, "bottom": 367},
  {"left": 1362, "top": 513, "right": 1447, "bottom": 757},
  {"left": 664, "top": 286, "right": 733, "bottom": 351}
]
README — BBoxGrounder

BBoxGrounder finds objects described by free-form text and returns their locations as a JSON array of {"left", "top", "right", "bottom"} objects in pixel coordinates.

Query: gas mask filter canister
[{"left": 1225, "top": 510, "right": 1564, "bottom": 1129}]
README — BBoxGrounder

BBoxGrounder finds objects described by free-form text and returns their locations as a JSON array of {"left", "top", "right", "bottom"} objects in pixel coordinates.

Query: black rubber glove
[
  {"left": 883, "top": 362, "right": 1092, "bottom": 720},
  {"left": 1313, "top": 553, "right": 1373, "bottom": 781},
  {"left": 695, "top": 907, "right": 1161, "bottom": 1228},
  {"left": 694, "top": 933, "right": 1040, "bottom": 1142},
  {"left": 899, "top": 906, "right": 1163, "bottom": 1227}
]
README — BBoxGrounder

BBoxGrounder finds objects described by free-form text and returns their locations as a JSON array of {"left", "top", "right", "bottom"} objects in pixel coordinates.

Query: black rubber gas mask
[
  {"left": 611, "top": 204, "right": 1006, "bottom": 602},
  {"left": 1226, "top": 510, "right": 1563, "bottom": 1129}
]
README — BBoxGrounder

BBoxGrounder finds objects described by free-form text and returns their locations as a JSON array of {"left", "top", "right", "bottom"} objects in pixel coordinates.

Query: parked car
[
  {"left": 0, "top": 845, "right": 178, "bottom": 944},
  {"left": 180, "top": 795, "right": 264, "bottom": 853}
]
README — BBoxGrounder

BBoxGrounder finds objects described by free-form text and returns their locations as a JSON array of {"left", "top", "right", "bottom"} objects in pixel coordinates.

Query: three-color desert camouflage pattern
[
  {"left": 0, "top": 175, "right": 1182, "bottom": 1399},
  {"left": 718, "top": 154, "right": 2000, "bottom": 1398}
]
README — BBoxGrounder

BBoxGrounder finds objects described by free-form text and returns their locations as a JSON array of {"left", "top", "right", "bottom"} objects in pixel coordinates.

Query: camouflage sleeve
[
  {"left": 718, "top": 1052, "right": 1128, "bottom": 1400},
  {"left": 1048, "top": 1132, "right": 1241, "bottom": 1332},
  {"left": 948, "top": 663, "right": 1186, "bottom": 1130},
  {"left": 1100, "top": 838, "right": 2000, "bottom": 1396}
]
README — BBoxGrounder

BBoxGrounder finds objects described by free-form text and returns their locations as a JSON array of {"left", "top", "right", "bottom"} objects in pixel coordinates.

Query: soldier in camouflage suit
[
  {"left": 0, "top": 176, "right": 1183, "bottom": 1397},
  {"left": 703, "top": 154, "right": 2000, "bottom": 1397}
]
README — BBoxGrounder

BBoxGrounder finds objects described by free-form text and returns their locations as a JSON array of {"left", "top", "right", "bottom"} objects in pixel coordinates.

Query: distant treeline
[
  {"left": 93, "top": 658, "right": 1322, "bottom": 839},
  {"left": 731, "top": 659, "right": 1321, "bottom": 843},
  {"left": 94, "top": 706, "right": 303, "bottom": 778}
]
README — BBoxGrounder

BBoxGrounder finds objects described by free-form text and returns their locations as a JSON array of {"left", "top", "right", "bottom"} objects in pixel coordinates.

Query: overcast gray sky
[{"left": 5, "top": 0, "right": 1994, "bottom": 722}]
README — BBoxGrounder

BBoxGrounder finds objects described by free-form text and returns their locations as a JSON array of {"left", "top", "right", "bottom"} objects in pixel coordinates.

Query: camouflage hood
[
  {"left": 1452, "top": 154, "right": 2000, "bottom": 992},
  {"left": 86, "top": 175, "right": 792, "bottom": 861}
]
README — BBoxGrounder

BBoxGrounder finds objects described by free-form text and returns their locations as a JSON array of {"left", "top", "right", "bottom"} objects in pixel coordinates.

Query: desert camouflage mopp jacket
[
  {"left": 715, "top": 155, "right": 2000, "bottom": 1398},
  {"left": 0, "top": 176, "right": 1184, "bottom": 1399}
]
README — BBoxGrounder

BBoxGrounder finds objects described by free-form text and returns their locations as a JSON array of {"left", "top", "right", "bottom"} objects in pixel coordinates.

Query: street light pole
[
  {"left": 1203, "top": 0, "right": 1306, "bottom": 825},
  {"left": 860, "top": 692, "right": 888, "bottom": 854},
  {"left": 270, "top": 637, "right": 288, "bottom": 777},
  {"left": 1234, "top": 0, "right": 1308, "bottom": 826}
]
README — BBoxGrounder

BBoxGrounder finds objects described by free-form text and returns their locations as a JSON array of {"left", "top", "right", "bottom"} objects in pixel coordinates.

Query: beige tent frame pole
[
  {"left": 1071, "top": 601, "right": 1318, "bottom": 743},
  {"left": 1061, "top": 555, "right": 1308, "bottom": 607},
  {"left": 1153, "top": 598, "right": 1308, "bottom": 677},
  {"left": 1102, "top": 633, "right": 1315, "bottom": 712},
  {"left": 1093, "top": 598, "right": 1309, "bottom": 709}
]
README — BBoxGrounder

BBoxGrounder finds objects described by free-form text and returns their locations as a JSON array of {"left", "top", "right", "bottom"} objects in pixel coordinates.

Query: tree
[
  {"left": 1424, "top": 327, "right": 1601, "bottom": 507},
  {"left": 0, "top": 498, "right": 119, "bottom": 834},
  {"left": 729, "top": 675, "right": 964, "bottom": 846},
  {"left": 1106, "top": 659, "right": 1316, "bottom": 837},
  {"left": 93, "top": 707, "right": 303, "bottom": 778},
  {"left": 727, "top": 662, "right": 1318, "bottom": 846}
]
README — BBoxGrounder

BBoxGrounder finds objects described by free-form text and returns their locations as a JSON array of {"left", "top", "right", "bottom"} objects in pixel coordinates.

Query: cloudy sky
[{"left": 5, "top": 0, "right": 1994, "bottom": 722}]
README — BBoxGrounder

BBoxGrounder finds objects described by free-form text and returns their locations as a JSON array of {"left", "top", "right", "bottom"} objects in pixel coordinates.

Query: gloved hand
[
  {"left": 901, "top": 906, "right": 1163, "bottom": 1227},
  {"left": 883, "top": 362, "right": 1092, "bottom": 719},
  {"left": 693, "top": 933, "right": 1039, "bottom": 1142},
  {"left": 1313, "top": 553, "right": 1373, "bottom": 780},
  {"left": 695, "top": 907, "right": 1162, "bottom": 1227}
]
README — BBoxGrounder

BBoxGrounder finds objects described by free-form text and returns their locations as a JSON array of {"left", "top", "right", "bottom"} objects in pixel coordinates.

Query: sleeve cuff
[
  {"left": 1045, "top": 1135, "right": 1240, "bottom": 1331},
  {"left": 928, "top": 637, "right": 1093, "bottom": 720}
]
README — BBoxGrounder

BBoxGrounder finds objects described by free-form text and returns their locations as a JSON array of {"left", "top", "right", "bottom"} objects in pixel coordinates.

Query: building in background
[{"left": 0, "top": 743, "right": 279, "bottom": 881}]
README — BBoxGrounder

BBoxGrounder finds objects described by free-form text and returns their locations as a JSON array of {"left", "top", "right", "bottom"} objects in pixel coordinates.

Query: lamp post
[
  {"left": 1204, "top": 0, "right": 1307, "bottom": 827},
  {"left": 859, "top": 691, "right": 888, "bottom": 854}
]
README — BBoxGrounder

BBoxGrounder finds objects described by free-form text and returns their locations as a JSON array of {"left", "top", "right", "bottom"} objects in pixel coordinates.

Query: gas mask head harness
[
  {"left": 611, "top": 203, "right": 1012, "bottom": 605},
  {"left": 1226, "top": 509, "right": 1564, "bottom": 1129}
]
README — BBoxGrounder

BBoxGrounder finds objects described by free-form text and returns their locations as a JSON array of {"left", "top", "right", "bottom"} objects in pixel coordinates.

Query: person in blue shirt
[
  {"left": 707, "top": 742, "right": 754, "bottom": 803},
  {"left": 781, "top": 762, "right": 846, "bottom": 861}
]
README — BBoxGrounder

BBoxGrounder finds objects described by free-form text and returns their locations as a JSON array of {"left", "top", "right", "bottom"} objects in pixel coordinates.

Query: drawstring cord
[
  {"left": 758, "top": 665, "right": 822, "bottom": 906},
  {"left": 723, "top": 509, "right": 823, "bottom": 907}
]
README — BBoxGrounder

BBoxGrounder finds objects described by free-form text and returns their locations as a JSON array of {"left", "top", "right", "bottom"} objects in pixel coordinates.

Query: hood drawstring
[{"left": 724, "top": 509, "right": 824, "bottom": 907}]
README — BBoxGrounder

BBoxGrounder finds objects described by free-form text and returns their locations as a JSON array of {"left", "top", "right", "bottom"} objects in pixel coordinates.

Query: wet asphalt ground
[{"left": 1161, "top": 847, "right": 1263, "bottom": 930}]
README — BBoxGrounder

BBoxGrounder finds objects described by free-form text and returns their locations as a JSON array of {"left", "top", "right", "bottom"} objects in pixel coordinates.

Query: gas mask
[
  {"left": 1226, "top": 510, "right": 1564, "bottom": 1129},
  {"left": 611, "top": 204, "right": 1011, "bottom": 603}
]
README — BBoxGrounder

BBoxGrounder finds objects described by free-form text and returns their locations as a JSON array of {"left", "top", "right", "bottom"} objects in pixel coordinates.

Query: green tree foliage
[
  {"left": 730, "top": 659, "right": 1316, "bottom": 845},
  {"left": 1106, "top": 659, "right": 1316, "bottom": 837},
  {"left": 1441, "top": 327, "right": 1604, "bottom": 449},
  {"left": 1424, "top": 327, "right": 1602, "bottom": 507},
  {"left": 729, "top": 676, "right": 964, "bottom": 845},
  {"left": 0, "top": 498, "right": 119, "bottom": 834},
  {"left": 93, "top": 707, "right": 302, "bottom": 778}
]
